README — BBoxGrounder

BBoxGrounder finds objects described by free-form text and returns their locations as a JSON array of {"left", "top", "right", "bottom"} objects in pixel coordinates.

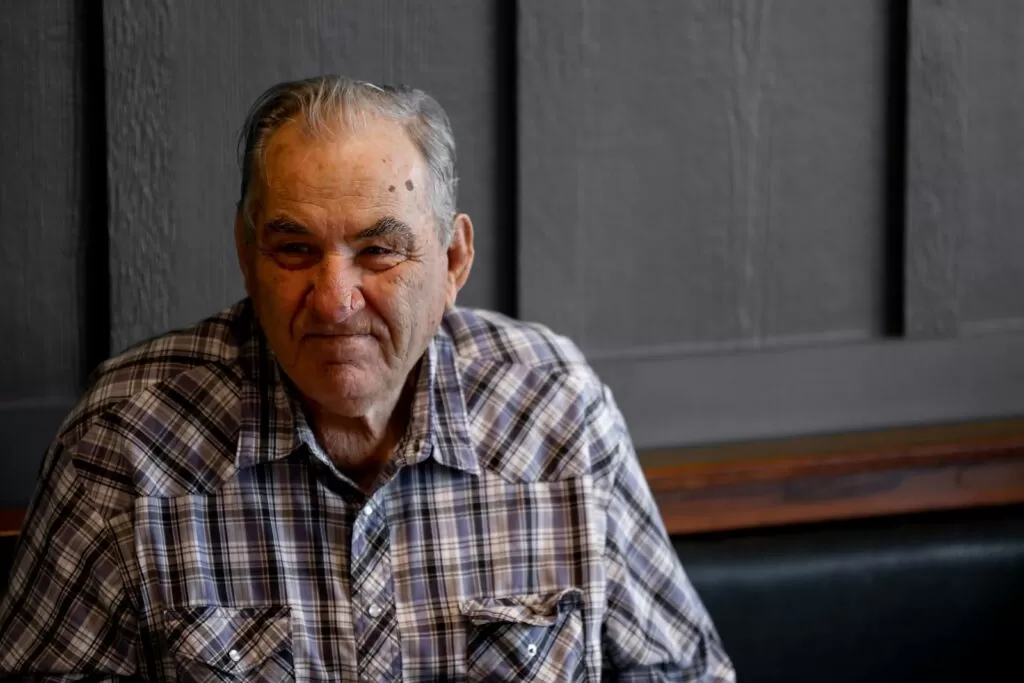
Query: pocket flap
[
  {"left": 460, "top": 588, "right": 582, "bottom": 627},
  {"left": 164, "top": 605, "right": 291, "bottom": 674}
]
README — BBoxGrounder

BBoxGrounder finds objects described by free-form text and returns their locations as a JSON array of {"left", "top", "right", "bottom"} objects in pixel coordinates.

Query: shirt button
[
  {"left": 363, "top": 502, "right": 375, "bottom": 516},
  {"left": 229, "top": 649, "right": 242, "bottom": 662},
  {"left": 526, "top": 643, "right": 538, "bottom": 658},
  {"left": 367, "top": 604, "right": 383, "bottom": 618}
]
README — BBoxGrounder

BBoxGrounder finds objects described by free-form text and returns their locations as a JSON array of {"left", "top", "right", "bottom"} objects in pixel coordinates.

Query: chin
[{"left": 299, "top": 365, "right": 386, "bottom": 415}]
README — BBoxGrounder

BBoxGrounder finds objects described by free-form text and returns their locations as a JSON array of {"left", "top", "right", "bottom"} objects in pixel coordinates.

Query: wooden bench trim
[
  {"left": 0, "top": 509, "right": 23, "bottom": 538},
  {"left": 646, "top": 430, "right": 1024, "bottom": 534}
]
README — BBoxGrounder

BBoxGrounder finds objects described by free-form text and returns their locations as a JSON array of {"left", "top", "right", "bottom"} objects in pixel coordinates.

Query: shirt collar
[
  {"left": 408, "top": 326, "right": 479, "bottom": 476},
  {"left": 233, "top": 301, "right": 478, "bottom": 476}
]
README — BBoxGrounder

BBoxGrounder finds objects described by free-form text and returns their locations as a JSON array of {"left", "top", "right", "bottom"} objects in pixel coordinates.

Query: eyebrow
[
  {"left": 262, "top": 215, "right": 417, "bottom": 243},
  {"left": 264, "top": 217, "right": 312, "bottom": 235},
  {"left": 355, "top": 216, "right": 416, "bottom": 242}
]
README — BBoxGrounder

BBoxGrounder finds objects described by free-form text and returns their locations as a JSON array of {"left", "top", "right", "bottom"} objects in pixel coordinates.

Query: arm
[
  {"left": 0, "top": 441, "right": 138, "bottom": 681},
  {"left": 599, "top": 395, "right": 735, "bottom": 682}
]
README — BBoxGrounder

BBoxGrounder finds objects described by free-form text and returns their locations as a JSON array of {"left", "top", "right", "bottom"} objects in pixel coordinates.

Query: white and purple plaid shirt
[{"left": 0, "top": 300, "right": 733, "bottom": 681}]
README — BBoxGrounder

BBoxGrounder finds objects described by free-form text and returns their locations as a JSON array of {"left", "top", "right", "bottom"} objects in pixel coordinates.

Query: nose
[{"left": 306, "top": 253, "right": 366, "bottom": 324}]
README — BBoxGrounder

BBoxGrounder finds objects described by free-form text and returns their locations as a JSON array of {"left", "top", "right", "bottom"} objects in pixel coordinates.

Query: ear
[
  {"left": 234, "top": 211, "right": 256, "bottom": 295},
  {"left": 444, "top": 213, "right": 475, "bottom": 309}
]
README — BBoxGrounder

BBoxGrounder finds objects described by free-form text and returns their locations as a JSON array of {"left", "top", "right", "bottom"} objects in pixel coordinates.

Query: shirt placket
[{"left": 350, "top": 495, "right": 401, "bottom": 682}]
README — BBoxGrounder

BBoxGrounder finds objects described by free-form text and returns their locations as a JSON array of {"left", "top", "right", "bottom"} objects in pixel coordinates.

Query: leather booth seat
[
  {"left": 675, "top": 503, "right": 1024, "bottom": 682},
  {"left": 1, "top": 504, "right": 1022, "bottom": 681}
]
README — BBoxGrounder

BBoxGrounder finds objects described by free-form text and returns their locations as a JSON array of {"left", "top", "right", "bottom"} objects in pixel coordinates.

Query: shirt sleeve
[
  {"left": 599, "top": 394, "right": 735, "bottom": 682},
  {"left": 0, "top": 440, "right": 139, "bottom": 681}
]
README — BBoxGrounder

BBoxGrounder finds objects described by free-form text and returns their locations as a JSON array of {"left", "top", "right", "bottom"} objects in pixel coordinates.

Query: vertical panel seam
[
  {"left": 81, "top": 0, "right": 111, "bottom": 384},
  {"left": 888, "top": 0, "right": 910, "bottom": 338}
]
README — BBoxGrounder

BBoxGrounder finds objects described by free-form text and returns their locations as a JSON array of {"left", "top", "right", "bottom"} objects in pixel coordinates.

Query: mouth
[
  {"left": 303, "top": 333, "right": 377, "bottom": 351},
  {"left": 306, "top": 332, "right": 373, "bottom": 339},
  {"left": 302, "top": 333, "right": 377, "bottom": 363}
]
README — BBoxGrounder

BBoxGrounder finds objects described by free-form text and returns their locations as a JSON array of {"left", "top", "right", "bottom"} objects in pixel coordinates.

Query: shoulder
[
  {"left": 39, "top": 302, "right": 252, "bottom": 514},
  {"left": 60, "top": 301, "right": 249, "bottom": 441},
  {"left": 442, "top": 306, "right": 588, "bottom": 370},
  {"left": 442, "top": 307, "right": 627, "bottom": 484}
]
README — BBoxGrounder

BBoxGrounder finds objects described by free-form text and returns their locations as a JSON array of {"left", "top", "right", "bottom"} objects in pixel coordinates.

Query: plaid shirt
[{"left": 0, "top": 300, "right": 733, "bottom": 682}]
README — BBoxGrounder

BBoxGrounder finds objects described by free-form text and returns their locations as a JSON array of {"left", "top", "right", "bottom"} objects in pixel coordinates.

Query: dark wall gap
[
  {"left": 883, "top": 0, "right": 910, "bottom": 338},
  {"left": 78, "top": 0, "right": 110, "bottom": 384},
  {"left": 493, "top": 0, "right": 518, "bottom": 317}
]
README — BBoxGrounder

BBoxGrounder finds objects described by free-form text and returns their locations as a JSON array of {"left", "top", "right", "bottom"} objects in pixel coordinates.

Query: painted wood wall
[{"left": 3, "top": 1, "right": 1024, "bottom": 507}]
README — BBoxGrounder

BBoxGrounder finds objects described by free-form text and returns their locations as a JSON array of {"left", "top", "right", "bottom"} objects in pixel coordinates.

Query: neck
[{"left": 305, "top": 370, "right": 418, "bottom": 493}]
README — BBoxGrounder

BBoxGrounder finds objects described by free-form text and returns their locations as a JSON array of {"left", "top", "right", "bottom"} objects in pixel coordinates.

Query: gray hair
[{"left": 237, "top": 75, "right": 459, "bottom": 245}]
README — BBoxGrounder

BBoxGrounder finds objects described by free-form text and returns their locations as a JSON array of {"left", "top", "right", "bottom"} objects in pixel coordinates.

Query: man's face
[{"left": 236, "top": 116, "right": 470, "bottom": 417}]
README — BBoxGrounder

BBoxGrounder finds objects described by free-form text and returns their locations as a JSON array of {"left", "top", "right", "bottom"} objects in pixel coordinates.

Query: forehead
[{"left": 260, "top": 116, "right": 429, "bottom": 211}]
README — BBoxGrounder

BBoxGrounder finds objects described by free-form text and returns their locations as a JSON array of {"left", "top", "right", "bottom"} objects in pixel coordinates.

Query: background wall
[{"left": 3, "top": 0, "right": 1024, "bottom": 508}]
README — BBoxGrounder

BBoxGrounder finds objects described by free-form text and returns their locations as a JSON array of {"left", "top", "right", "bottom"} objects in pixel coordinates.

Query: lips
[
  {"left": 307, "top": 333, "right": 371, "bottom": 339},
  {"left": 304, "top": 333, "right": 375, "bottom": 359},
  {"left": 305, "top": 333, "right": 374, "bottom": 345}
]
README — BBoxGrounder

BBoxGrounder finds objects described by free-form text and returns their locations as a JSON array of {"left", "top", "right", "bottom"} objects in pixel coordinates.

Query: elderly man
[{"left": 0, "top": 76, "right": 733, "bottom": 681}]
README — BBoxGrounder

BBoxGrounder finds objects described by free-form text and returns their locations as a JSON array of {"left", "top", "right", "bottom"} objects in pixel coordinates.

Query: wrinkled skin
[{"left": 235, "top": 115, "right": 473, "bottom": 483}]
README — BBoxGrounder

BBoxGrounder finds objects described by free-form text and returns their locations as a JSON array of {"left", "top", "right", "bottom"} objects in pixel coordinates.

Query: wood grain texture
[
  {"left": 518, "top": 0, "right": 889, "bottom": 356},
  {"left": 0, "top": 0, "right": 90, "bottom": 398},
  {"left": 103, "top": 0, "right": 177, "bottom": 353},
  {"left": 906, "top": 0, "right": 1024, "bottom": 337},
  {"left": 649, "top": 430, "right": 1024, "bottom": 534},
  {"left": 103, "top": 0, "right": 511, "bottom": 352},
  {"left": 0, "top": 509, "right": 23, "bottom": 538}
]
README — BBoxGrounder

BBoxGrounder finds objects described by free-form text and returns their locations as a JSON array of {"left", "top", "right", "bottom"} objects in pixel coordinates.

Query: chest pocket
[
  {"left": 164, "top": 605, "right": 294, "bottom": 683},
  {"left": 461, "top": 588, "right": 586, "bottom": 682}
]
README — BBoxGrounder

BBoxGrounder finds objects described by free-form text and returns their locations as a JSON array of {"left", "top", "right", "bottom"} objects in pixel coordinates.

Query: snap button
[
  {"left": 367, "top": 603, "right": 383, "bottom": 618},
  {"left": 363, "top": 502, "right": 374, "bottom": 516},
  {"left": 229, "top": 649, "right": 242, "bottom": 662},
  {"left": 526, "top": 643, "right": 538, "bottom": 658}
]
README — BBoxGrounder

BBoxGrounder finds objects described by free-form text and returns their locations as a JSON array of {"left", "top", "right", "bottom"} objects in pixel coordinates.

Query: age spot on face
[{"left": 405, "top": 179, "right": 414, "bottom": 191}]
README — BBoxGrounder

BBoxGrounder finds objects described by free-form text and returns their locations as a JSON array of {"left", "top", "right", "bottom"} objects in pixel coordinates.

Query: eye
[
  {"left": 279, "top": 243, "right": 315, "bottom": 254},
  {"left": 266, "top": 241, "right": 320, "bottom": 270},
  {"left": 361, "top": 245, "right": 395, "bottom": 257}
]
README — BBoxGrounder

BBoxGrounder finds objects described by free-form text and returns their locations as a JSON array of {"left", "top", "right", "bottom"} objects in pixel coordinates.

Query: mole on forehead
[{"left": 263, "top": 131, "right": 424, "bottom": 200}]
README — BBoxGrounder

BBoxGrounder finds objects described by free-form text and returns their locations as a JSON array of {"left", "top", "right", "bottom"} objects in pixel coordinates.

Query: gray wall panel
[
  {"left": 907, "top": 0, "right": 1024, "bottom": 337},
  {"left": 4, "top": 1, "right": 1024, "bottom": 507},
  {"left": 104, "top": 0, "right": 509, "bottom": 352},
  {"left": 0, "top": 0, "right": 89, "bottom": 399},
  {"left": 597, "top": 332, "right": 1024, "bottom": 452},
  {"left": 0, "top": 402, "right": 73, "bottom": 508},
  {"left": 0, "top": 1, "right": 101, "bottom": 508},
  {"left": 519, "top": 0, "right": 890, "bottom": 356}
]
